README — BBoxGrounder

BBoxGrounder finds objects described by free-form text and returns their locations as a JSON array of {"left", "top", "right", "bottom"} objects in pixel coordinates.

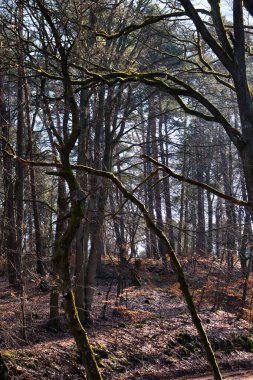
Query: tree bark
[{"left": 0, "top": 72, "right": 19, "bottom": 286}]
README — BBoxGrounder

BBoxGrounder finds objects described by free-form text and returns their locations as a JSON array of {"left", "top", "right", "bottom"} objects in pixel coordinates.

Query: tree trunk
[
  {"left": 14, "top": 0, "right": 25, "bottom": 286},
  {"left": 24, "top": 76, "right": 46, "bottom": 275},
  {"left": 206, "top": 168, "right": 213, "bottom": 255},
  {"left": 178, "top": 128, "right": 188, "bottom": 256},
  {"left": 215, "top": 199, "right": 222, "bottom": 259},
  {"left": 149, "top": 96, "right": 168, "bottom": 271},
  {"left": 49, "top": 177, "right": 67, "bottom": 330},
  {"left": 74, "top": 88, "right": 90, "bottom": 324},
  {"left": 220, "top": 142, "right": 237, "bottom": 269},
  {"left": 84, "top": 182, "right": 107, "bottom": 325},
  {"left": 75, "top": 221, "right": 88, "bottom": 323},
  {"left": 0, "top": 72, "right": 19, "bottom": 286},
  {"left": 194, "top": 132, "right": 206, "bottom": 256},
  {"left": 62, "top": 290, "right": 102, "bottom": 380},
  {"left": 158, "top": 102, "right": 175, "bottom": 251}
]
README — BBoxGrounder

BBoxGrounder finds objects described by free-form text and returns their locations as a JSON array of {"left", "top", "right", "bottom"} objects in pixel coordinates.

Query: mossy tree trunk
[
  {"left": 36, "top": 2, "right": 103, "bottom": 379},
  {"left": 63, "top": 290, "right": 102, "bottom": 380},
  {"left": 50, "top": 162, "right": 103, "bottom": 380},
  {"left": 50, "top": 87, "right": 103, "bottom": 380}
]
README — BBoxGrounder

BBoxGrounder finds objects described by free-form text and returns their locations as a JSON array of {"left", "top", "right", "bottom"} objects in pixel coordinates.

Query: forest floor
[{"left": 1, "top": 257, "right": 253, "bottom": 379}]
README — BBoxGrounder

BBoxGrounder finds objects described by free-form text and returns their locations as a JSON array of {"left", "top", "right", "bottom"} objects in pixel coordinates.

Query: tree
[{"left": 74, "top": 1, "right": 253, "bottom": 220}]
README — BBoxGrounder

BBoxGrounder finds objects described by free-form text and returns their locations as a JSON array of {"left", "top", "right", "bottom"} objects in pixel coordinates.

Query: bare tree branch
[{"left": 141, "top": 154, "right": 250, "bottom": 209}]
